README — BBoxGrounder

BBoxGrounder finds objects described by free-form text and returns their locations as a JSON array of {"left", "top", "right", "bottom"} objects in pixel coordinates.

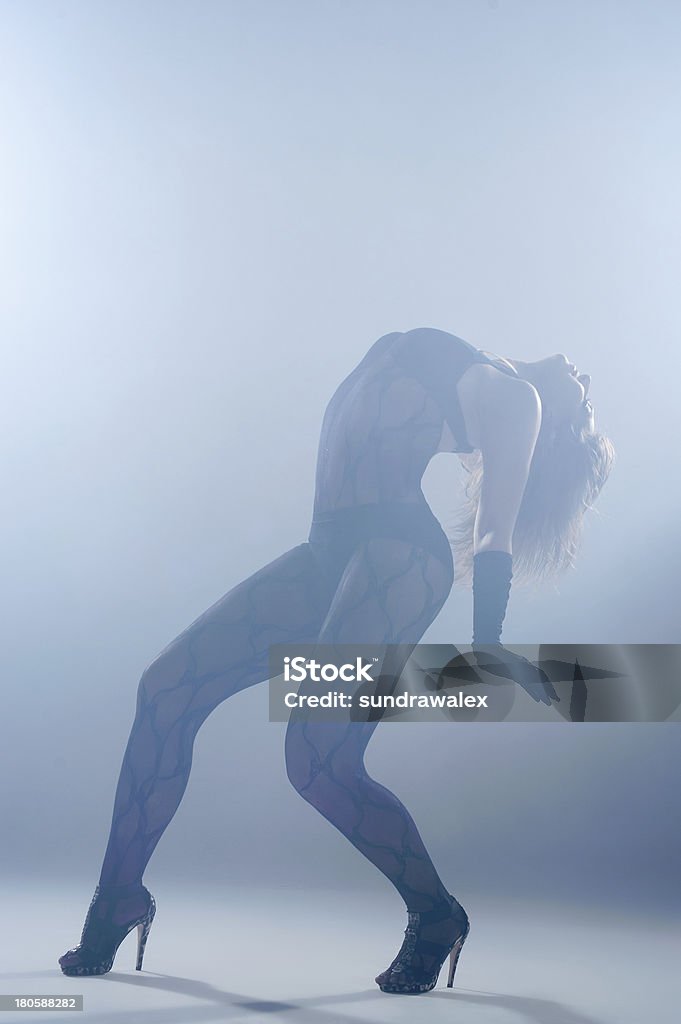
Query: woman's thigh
[
  {"left": 316, "top": 535, "right": 453, "bottom": 646},
  {"left": 138, "top": 542, "right": 334, "bottom": 716},
  {"left": 284, "top": 537, "right": 453, "bottom": 777}
]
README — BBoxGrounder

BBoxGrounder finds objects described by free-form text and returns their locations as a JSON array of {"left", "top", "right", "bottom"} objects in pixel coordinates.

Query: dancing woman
[{"left": 59, "top": 327, "right": 614, "bottom": 993}]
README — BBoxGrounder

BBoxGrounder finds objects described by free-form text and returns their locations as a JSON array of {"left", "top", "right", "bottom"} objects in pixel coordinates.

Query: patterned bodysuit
[{"left": 92, "top": 328, "right": 516, "bottom": 930}]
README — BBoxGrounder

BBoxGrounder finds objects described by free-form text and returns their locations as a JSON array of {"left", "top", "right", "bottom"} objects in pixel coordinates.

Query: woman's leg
[
  {"left": 284, "top": 537, "right": 454, "bottom": 914},
  {"left": 96, "top": 542, "right": 332, "bottom": 902}
]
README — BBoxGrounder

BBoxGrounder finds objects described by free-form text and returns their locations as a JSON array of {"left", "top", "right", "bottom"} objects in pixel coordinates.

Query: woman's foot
[
  {"left": 375, "top": 894, "right": 469, "bottom": 994},
  {"left": 58, "top": 882, "right": 156, "bottom": 976}
]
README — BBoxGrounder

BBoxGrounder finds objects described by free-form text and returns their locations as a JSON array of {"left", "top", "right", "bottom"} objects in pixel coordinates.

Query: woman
[{"left": 58, "top": 327, "right": 614, "bottom": 994}]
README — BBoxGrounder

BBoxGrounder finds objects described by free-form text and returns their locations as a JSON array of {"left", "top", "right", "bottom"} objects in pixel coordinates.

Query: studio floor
[{"left": 1, "top": 880, "right": 678, "bottom": 1024}]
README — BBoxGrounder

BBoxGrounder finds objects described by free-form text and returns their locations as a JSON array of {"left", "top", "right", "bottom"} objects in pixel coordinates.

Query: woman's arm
[
  {"left": 471, "top": 373, "right": 541, "bottom": 645},
  {"left": 469, "top": 373, "right": 559, "bottom": 703},
  {"left": 475, "top": 373, "right": 542, "bottom": 556}
]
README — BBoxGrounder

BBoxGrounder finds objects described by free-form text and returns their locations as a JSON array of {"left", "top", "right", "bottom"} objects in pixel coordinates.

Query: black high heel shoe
[
  {"left": 58, "top": 882, "right": 156, "bottom": 977},
  {"left": 375, "top": 894, "right": 469, "bottom": 995}
]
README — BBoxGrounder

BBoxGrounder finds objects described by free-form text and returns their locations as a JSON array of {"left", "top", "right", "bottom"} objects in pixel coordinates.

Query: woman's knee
[
  {"left": 137, "top": 641, "right": 192, "bottom": 705},
  {"left": 284, "top": 723, "right": 366, "bottom": 798}
]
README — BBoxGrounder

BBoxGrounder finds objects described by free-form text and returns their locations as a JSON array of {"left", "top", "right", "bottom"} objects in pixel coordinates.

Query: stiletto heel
[
  {"left": 135, "top": 898, "right": 156, "bottom": 971},
  {"left": 59, "top": 883, "right": 156, "bottom": 977},
  {"left": 446, "top": 921, "right": 470, "bottom": 987},
  {"left": 375, "top": 894, "right": 469, "bottom": 995}
]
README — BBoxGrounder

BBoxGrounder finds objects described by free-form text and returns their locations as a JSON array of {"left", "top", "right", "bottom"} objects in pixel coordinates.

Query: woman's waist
[
  {"left": 308, "top": 501, "right": 452, "bottom": 570},
  {"left": 310, "top": 499, "right": 442, "bottom": 531}
]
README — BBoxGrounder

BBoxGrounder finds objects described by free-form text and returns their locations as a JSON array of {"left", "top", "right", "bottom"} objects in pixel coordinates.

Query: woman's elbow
[{"left": 473, "top": 527, "right": 513, "bottom": 556}]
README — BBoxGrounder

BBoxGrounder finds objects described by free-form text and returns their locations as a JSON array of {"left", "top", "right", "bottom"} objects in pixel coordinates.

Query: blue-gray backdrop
[{"left": 1, "top": 0, "right": 679, "bottom": 916}]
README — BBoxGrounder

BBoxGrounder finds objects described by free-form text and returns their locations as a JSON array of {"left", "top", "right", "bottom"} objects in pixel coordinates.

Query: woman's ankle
[{"left": 95, "top": 880, "right": 146, "bottom": 901}]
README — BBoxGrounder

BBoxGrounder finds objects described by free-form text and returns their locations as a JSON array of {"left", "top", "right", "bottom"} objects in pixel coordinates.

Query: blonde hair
[{"left": 450, "top": 418, "right": 616, "bottom": 588}]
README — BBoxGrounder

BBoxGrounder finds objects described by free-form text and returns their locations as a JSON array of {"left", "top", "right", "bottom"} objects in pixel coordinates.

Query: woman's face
[{"left": 532, "top": 353, "right": 594, "bottom": 431}]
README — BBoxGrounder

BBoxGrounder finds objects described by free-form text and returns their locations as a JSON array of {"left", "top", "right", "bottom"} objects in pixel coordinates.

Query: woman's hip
[{"left": 308, "top": 502, "right": 454, "bottom": 590}]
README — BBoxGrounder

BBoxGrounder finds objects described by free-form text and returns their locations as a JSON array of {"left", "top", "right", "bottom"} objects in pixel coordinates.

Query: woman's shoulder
[{"left": 477, "top": 367, "right": 542, "bottom": 432}]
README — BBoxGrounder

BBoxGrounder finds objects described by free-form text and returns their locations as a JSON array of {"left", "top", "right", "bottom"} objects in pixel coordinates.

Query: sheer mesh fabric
[
  {"left": 285, "top": 537, "right": 454, "bottom": 914},
  {"left": 87, "top": 333, "right": 465, "bottom": 930},
  {"left": 312, "top": 342, "right": 447, "bottom": 511},
  {"left": 94, "top": 543, "right": 330, "bottom": 922},
  {"left": 93, "top": 536, "right": 454, "bottom": 926}
]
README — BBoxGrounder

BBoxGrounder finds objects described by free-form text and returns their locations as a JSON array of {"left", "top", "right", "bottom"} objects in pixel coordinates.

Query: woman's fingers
[
  {"left": 516, "top": 659, "right": 559, "bottom": 705},
  {"left": 541, "top": 672, "right": 560, "bottom": 703},
  {"left": 473, "top": 646, "right": 561, "bottom": 706}
]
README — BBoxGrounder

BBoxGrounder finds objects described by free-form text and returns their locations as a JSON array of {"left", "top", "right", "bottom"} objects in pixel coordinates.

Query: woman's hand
[{"left": 471, "top": 643, "right": 560, "bottom": 706}]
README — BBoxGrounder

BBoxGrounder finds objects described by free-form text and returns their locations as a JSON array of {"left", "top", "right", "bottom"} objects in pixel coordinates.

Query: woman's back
[{"left": 313, "top": 329, "right": 517, "bottom": 514}]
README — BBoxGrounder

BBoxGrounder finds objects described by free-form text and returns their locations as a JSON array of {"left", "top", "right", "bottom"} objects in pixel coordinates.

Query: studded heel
[
  {"left": 58, "top": 882, "right": 156, "bottom": 977},
  {"left": 375, "top": 894, "right": 469, "bottom": 995}
]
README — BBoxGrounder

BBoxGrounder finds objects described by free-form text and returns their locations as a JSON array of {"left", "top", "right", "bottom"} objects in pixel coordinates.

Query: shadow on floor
[{"left": 0, "top": 969, "right": 607, "bottom": 1024}]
